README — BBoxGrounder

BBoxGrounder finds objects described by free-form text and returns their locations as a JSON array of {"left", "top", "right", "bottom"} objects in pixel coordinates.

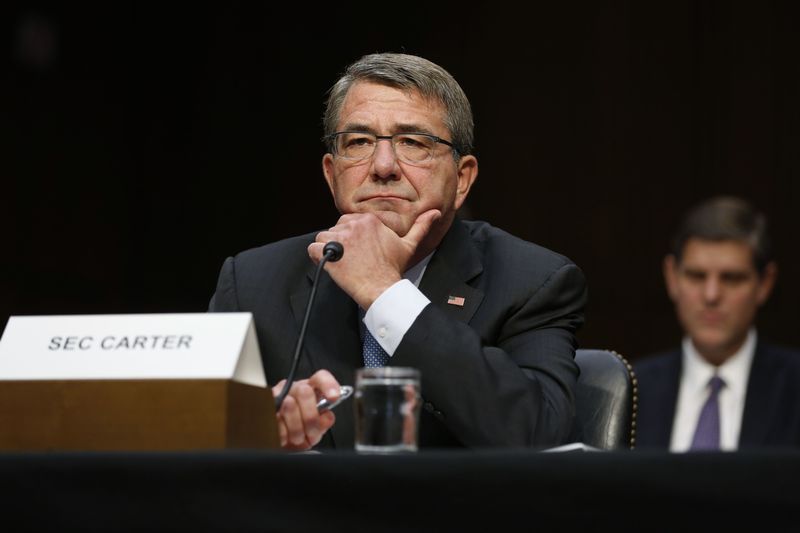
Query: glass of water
[{"left": 354, "top": 367, "right": 421, "bottom": 454}]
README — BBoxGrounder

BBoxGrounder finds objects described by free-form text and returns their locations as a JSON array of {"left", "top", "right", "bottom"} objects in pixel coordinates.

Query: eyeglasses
[{"left": 327, "top": 131, "right": 456, "bottom": 164}]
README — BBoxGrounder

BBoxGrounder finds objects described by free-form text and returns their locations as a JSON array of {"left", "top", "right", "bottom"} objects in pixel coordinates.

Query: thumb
[
  {"left": 404, "top": 209, "right": 442, "bottom": 246},
  {"left": 271, "top": 379, "right": 288, "bottom": 397}
]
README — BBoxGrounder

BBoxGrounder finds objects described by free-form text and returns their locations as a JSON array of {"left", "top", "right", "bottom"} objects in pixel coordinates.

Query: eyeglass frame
[{"left": 324, "top": 130, "right": 460, "bottom": 164}]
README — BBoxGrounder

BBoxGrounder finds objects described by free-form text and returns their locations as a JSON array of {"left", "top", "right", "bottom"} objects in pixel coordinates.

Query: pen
[{"left": 316, "top": 385, "right": 353, "bottom": 413}]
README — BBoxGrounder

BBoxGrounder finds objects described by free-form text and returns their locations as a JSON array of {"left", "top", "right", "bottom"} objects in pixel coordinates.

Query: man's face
[
  {"left": 664, "top": 238, "right": 776, "bottom": 364},
  {"left": 322, "top": 81, "right": 477, "bottom": 238}
]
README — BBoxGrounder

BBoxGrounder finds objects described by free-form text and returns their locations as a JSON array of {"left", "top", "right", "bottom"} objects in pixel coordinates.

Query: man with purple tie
[{"left": 634, "top": 196, "right": 800, "bottom": 451}]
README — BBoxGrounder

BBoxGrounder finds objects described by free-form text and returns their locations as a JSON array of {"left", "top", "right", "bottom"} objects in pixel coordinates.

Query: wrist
[{"left": 355, "top": 276, "right": 402, "bottom": 310}]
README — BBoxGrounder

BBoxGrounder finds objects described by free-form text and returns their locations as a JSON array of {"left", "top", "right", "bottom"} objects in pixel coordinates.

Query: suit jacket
[
  {"left": 634, "top": 341, "right": 800, "bottom": 449},
  {"left": 209, "top": 219, "right": 587, "bottom": 449}
]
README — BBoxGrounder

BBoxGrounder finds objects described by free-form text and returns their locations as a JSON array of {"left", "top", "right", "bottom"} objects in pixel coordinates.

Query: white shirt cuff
[{"left": 363, "top": 279, "right": 430, "bottom": 357}]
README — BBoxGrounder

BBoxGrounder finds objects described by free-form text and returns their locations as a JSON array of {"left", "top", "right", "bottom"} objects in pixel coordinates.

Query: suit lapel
[
  {"left": 290, "top": 263, "right": 361, "bottom": 449},
  {"left": 739, "top": 342, "right": 778, "bottom": 446},
  {"left": 655, "top": 355, "right": 681, "bottom": 447},
  {"left": 637, "top": 351, "right": 681, "bottom": 448},
  {"left": 419, "top": 220, "right": 484, "bottom": 324},
  {"left": 285, "top": 220, "right": 484, "bottom": 449}
]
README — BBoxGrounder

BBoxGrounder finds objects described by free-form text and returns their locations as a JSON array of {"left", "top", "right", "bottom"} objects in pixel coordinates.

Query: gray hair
[
  {"left": 323, "top": 53, "right": 474, "bottom": 158},
  {"left": 671, "top": 196, "right": 772, "bottom": 274}
]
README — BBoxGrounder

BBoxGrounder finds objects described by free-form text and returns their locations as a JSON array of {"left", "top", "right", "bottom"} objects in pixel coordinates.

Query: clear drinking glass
[{"left": 354, "top": 367, "right": 421, "bottom": 454}]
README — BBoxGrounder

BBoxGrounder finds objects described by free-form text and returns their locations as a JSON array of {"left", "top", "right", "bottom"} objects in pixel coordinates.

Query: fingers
[
  {"left": 404, "top": 209, "right": 442, "bottom": 247},
  {"left": 308, "top": 369, "right": 342, "bottom": 400},
  {"left": 283, "top": 382, "right": 323, "bottom": 448},
  {"left": 307, "top": 242, "right": 324, "bottom": 264},
  {"left": 308, "top": 225, "right": 353, "bottom": 263},
  {"left": 271, "top": 379, "right": 287, "bottom": 397},
  {"left": 272, "top": 370, "right": 341, "bottom": 451}
]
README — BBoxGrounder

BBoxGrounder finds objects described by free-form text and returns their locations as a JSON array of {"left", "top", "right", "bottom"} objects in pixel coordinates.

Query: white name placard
[{"left": 0, "top": 313, "right": 266, "bottom": 387}]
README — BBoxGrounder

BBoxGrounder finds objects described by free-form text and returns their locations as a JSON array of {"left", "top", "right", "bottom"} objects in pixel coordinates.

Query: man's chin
[
  {"left": 691, "top": 329, "right": 742, "bottom": 361},
  {"left": 369, "top": 210, "right": 413, "bottom": 237}
]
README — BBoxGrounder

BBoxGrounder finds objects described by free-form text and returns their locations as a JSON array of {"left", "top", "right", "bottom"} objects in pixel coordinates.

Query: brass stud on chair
[{"left": 609, "top": 349, "right": 638, "bottom": 450}]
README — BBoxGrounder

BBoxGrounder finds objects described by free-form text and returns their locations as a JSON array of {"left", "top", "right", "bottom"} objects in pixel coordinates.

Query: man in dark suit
[
  {"left": 208, "top": 53, "right": 587, "bottom": 451},
  {"left": 635, "top": 196, "right": 800, "bottom": 450}
]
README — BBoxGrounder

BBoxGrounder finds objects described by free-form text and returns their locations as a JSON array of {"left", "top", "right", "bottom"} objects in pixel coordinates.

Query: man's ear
[
  {"left": 756, "top": 261, "right": 778, "bottom": 306},
  {"left": 453, "top": 155, "right": 478, "bottom": 210},
  {"left": 663, "top": 255, "right": 680, "bottom": 302},
  {"left": 322, "top": 153, "right": 336, "bottom": 197}
]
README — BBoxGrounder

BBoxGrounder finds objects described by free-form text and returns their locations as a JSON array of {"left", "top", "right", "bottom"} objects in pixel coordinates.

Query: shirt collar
[
  {"left": 404, "top": 251, "right": 434, "bottom": 288},
  {"left": 681, "top": 328, "right": 757, "bottom": 398}
]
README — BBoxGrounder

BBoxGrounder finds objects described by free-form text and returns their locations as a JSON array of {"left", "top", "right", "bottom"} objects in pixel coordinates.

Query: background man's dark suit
[
  {"left": 635, "top": 342, "right": 800, "bottom": 449},
  {"left": 209, "top": 219, "right": 587, "bottom": 449}
]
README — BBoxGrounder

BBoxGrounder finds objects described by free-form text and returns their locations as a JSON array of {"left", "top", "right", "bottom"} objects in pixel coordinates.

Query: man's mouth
[
  {"left": 699, "top": 311, "right": 725, "bottom": 325},
  {"left": 362, "top": 194, "right": 407, "bottom": 201}
]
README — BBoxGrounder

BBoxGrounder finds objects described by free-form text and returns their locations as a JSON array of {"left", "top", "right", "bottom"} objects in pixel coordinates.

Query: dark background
[{"left": 4, "top": 2, "right": 800, "bottom": 361}]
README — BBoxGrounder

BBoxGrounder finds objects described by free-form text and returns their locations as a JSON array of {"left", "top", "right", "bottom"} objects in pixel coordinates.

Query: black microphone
[
  {"left": 322, "top": 241, "right": 344, "bottom": 262},
  {"left": 274, "top": 241, "right": 344, "bottom": 411}
]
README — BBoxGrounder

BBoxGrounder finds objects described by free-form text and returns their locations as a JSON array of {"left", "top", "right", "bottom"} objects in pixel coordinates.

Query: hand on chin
[{"left": 357, "top": 205, "right": 414, "bottom": 237}]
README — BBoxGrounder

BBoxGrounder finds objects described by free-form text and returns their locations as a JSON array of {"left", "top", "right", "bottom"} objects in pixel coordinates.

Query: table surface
[{"left": 3, "top": 448, "right": 800, "bottom": 532}]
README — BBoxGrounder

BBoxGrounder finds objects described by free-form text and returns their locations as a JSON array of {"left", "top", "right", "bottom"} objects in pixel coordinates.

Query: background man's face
[{"left": 664, "top": 238, "right": 776, "bottom": 364}]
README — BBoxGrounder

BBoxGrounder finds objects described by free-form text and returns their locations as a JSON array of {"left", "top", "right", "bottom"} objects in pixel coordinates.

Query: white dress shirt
[
  {"left": 361, "top": 253, "right": 433, "bottom": 357},
  {"left": 669, "top": 328, "right": 756, "bottom": 452}
]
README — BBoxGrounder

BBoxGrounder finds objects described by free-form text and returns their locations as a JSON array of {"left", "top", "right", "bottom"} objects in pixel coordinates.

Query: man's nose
[
  {"left": 370, "top": 139, "right": 400, "bottom": 180},
  {"left": 702, "top": 277, "right": 722, "bottom": 304}
]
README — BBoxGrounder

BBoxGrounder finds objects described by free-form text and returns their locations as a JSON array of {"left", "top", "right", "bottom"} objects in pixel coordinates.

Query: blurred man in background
[{"left": 635, "top": 196, "right": 800, "bottom": 451}]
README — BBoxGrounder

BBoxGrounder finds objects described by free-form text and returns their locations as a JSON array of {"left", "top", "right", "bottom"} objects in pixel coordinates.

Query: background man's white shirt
[{"left": 670, "top": 329, "right": 756, "bottom": 452}]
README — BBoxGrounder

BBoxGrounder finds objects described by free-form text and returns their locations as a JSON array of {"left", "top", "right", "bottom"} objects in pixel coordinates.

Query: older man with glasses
[{"left": 209, "top": 52, "right": 587, "bottom": 451}]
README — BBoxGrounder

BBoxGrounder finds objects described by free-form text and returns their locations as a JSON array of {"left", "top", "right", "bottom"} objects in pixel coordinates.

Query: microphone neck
[{"left": 273, "top": 245, "right": 342, "bottom": 412}]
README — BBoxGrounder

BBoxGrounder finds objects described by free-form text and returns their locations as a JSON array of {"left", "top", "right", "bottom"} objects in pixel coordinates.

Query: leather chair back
[{"left": 570, "top": 349, "right": 638, "bottom": 450}]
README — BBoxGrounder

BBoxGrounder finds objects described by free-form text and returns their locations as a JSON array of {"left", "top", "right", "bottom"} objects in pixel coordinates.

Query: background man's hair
[{"left": 671, "top": 195, "right": 772, "bottom": 274}]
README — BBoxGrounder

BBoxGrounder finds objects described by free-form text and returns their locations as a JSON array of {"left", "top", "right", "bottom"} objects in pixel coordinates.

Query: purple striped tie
[{"left": 689, "top": 375, "right": 725, "bottom": 450}]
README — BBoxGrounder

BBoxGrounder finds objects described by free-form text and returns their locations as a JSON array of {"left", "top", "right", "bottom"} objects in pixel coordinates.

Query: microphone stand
[{"left": 273, "top": 241, "right": 343, "bottom": 411}]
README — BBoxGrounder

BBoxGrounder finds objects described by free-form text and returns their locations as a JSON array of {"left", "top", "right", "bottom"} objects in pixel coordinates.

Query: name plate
[{"left": 0, "top": 313, "right": 266, "bottom": 388}]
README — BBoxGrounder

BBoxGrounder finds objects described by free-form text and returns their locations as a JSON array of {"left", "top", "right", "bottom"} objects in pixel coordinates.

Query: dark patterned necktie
[
  {"left": 689, "top": 375, "right": 725, "bottom": 450},
  {"left": 362, "top": 329, "right": 390, "bottom": 367}
]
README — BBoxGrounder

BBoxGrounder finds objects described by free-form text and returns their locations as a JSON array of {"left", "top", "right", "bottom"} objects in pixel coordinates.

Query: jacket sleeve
[
  {"left": 393, "top": 261, "right": 587, "bottom": 448},
  {"left": 207, "top": 256, "right": 240, "bottom": 312}
]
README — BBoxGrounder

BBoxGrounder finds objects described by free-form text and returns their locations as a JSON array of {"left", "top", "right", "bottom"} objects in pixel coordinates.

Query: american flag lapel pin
[{"left": 447, "top": 295, "right": 466, "bottom": 307}]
